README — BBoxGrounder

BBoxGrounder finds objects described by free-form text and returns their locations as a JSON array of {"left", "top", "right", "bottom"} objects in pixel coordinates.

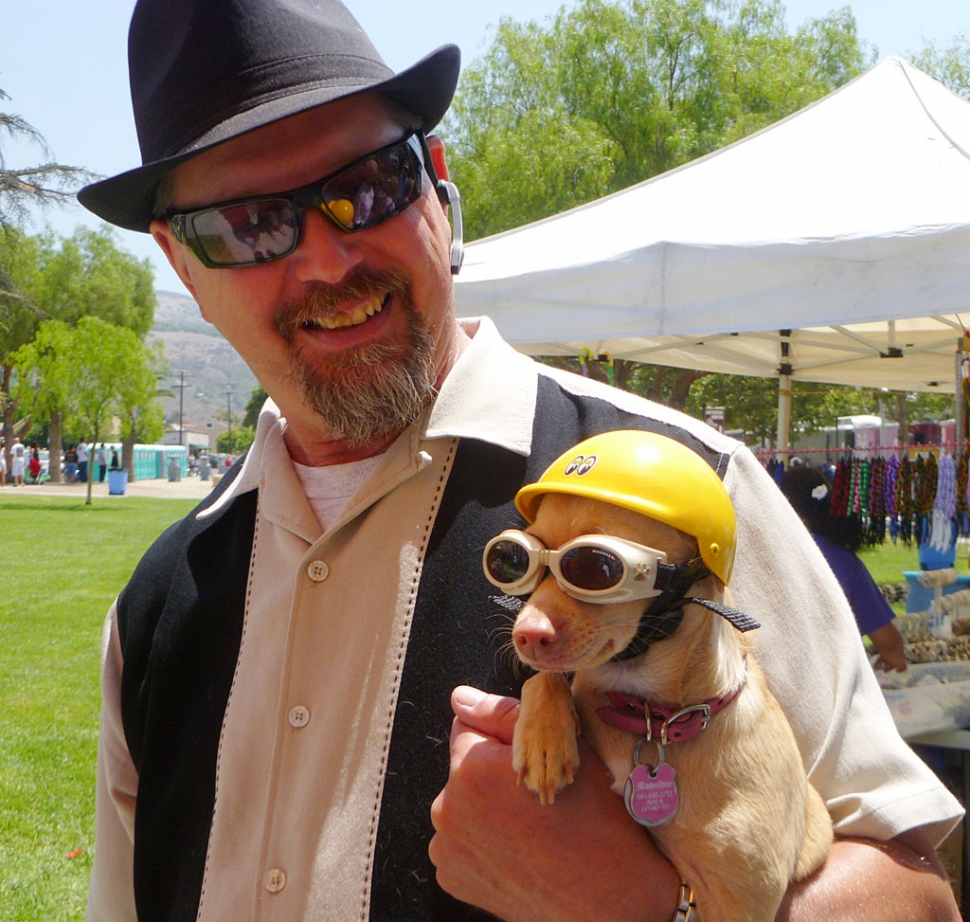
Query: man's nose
[{"left": 290, "top": 205, "right": 364, "bottom": 284}]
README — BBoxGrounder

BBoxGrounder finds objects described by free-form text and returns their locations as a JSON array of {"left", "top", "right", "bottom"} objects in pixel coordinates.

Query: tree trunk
[
  {"left": 649, "top": 367, "right": 668, "bottom": 403},
  {"left": 123, "top": 431, "right": 137, "bottom": 481},
  {"left": 668, "top": 370, "right": 709, "bottom": 411},
  {"left": 895, "top": 392, "right": 910, "bottom": 445},
  {"left": 48, "top": 410, "right": 63, "bottom": 483},
  {"left": 2, "top": 363, "right": 16, "bottom": 481}
]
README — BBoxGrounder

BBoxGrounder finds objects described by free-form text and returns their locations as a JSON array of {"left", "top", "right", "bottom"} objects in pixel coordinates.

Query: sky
[{"left": 0, "top": 0, "right": 966, "bottom": 296}]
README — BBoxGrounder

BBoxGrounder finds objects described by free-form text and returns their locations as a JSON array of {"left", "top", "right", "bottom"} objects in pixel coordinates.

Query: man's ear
[
  {"left": 149, "top": 218, "right": 206, "bottom": 316},
  {"left": 426, "top": 134, "right": 450, "bottom": 183}
]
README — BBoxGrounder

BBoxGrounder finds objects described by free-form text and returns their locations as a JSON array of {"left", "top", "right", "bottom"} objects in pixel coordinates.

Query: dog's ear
[{"left": 692, "top": 569, "right": 728, "bottom": 604}]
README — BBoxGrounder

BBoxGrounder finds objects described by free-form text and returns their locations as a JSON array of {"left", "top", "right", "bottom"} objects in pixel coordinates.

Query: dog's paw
[
  {"left": 514, "top": 671, "right": 582, "bottom": 805},
  {"left": 512, "top": 703, "right": 581, "bottom": 806}
]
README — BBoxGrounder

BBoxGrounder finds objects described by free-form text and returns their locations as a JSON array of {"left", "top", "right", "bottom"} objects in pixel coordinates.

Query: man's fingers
[{"left": 450, "top": 685, "right": 520, "bottom": 745}]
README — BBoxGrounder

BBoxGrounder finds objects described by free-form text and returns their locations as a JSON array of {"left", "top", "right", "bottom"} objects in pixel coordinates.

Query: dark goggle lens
[
  {"left": 182, "top": 136, "right": 423, "bottom": 267},
  {"left": 559, "top": 546, "right": 625, "bottom": 592},
  {"left": 485, "top": 540, "right": 532, "bottom": 585}
]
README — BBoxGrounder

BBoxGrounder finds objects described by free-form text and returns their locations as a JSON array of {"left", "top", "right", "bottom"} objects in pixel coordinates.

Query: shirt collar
[{"left": 423, "top": 316, "right": 537, "bottom": 457}]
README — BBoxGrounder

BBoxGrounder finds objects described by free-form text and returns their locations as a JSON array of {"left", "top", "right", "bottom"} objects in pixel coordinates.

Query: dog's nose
[{"left": 512, "top": 616, "right": 559, "bottom": 663}]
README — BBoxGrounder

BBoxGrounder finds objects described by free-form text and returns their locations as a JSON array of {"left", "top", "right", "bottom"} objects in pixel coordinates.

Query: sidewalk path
[{"left": 3, "top": 475, "right": 217, "bottom": 501}]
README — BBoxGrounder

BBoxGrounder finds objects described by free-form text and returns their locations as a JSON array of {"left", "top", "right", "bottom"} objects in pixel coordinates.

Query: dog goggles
[
  {"left": 168, "top": 133, "right": 427, "bottom": 268},
  {"left": 482, "top": 530, "right": 670, "bottom": 604}
]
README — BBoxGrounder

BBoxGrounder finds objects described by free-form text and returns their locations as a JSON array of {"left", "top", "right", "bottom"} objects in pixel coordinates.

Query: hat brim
[{"left": 78, "top": 44, "right": 460, "bottom": 233}]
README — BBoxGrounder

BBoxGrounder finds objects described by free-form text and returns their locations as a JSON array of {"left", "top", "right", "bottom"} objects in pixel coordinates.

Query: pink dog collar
[{"left": 598, "top": 685, "right": 743, "bottom": 745}]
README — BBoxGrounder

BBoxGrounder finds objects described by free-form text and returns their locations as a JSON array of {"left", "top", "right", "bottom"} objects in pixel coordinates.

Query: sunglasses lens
[
  {"left": 178, "top": 136, "right": 424, "bottom": 268},
  {"left": 559, "top": 546, "right": 625, "bottom": 592},
  {"left": 321, "top": 140, "right": 422, "bottom": 231},
  {"left": 190, "top": 199, "right": 297, "bottom": 266},
  {"left": 485, "top": 540, "right": 532, "bottom": 586}
]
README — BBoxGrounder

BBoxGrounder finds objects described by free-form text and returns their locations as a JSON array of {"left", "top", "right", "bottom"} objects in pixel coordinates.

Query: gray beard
[{"left": 276, "top": 270, "right": 438, "bottom": 446}]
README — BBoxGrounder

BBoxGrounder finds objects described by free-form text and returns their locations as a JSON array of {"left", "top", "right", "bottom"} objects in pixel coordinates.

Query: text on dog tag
[{"left": 624, "top": 762, "right": 679, "bottom": 826}]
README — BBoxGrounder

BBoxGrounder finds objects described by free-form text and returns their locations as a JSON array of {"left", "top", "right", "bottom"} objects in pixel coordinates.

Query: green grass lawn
[
  {"left": 0, "top": 490, "right": 956, "bottom": 919},
  {"left": 0, "top": 494, "right": 197, "bottom": 922}
]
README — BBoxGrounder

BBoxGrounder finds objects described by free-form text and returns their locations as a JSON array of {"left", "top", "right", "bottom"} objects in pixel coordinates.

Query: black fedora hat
[{"left": 78, "top": 0, "right": 460, "bottom": 233}]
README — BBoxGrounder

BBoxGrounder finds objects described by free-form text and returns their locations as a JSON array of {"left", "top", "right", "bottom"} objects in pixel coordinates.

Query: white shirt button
[
  {"left": 264, "top": 868, "right": 287, "bottom": 893},
  {"left": 288, "top": 705, "right": 310, "bottom": 728},
  {"left": 307, "top": 560, "right": 330, "bottom": 582}
]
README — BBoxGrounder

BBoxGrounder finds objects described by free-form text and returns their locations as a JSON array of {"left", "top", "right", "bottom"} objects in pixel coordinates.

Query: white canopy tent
[{"left": 453, "top": 57, "right": 970, "bottom": 448}]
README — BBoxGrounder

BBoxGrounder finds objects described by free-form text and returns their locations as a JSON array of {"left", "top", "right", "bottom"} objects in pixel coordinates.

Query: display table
[
  {"left": 881, "top": 663, "right": 970, "bottom": 738},
  {"left": 907, "top": 729, "right": 970, "bottom": 916},
  {"left": 904, "top": 570, "right": 970, "bottom": 614}
]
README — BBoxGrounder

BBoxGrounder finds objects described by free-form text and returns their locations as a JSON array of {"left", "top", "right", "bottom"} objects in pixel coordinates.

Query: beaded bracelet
[{"left": 672, "top": 881, "right": 696, "bottom": 921}]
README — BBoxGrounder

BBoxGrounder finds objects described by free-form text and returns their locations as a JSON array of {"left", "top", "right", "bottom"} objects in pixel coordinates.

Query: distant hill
[{"left": 151, "top": 291, "right": 260, "bottom": 438}]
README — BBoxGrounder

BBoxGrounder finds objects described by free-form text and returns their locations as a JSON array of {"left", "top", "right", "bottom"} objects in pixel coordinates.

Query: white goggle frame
[{"left": 482, "top": 529, "right": 669, "bottom": 604}]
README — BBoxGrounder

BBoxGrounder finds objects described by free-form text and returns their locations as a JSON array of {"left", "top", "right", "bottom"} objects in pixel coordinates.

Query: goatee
[{"left": 275, "top": 269, "right": 438, "bottom": 446}]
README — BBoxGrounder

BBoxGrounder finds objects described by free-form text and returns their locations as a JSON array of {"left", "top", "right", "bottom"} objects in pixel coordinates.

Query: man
[{"left": 79, "top": 1, "right": 961, "bottom": 920}]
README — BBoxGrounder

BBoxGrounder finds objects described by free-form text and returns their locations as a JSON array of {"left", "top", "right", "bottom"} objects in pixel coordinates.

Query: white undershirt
[{"left": 292, "top": 455, "right": 385, "bottom": 531}]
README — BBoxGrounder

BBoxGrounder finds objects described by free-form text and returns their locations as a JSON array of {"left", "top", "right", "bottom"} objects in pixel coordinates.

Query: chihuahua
[{"left": 483, "top": 432, "right": 832, "bottom": 922}]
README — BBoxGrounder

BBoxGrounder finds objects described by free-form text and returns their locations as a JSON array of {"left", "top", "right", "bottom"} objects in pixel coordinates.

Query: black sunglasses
[{"left": 168, "top": 132, "right": 428, "bottom": 269}]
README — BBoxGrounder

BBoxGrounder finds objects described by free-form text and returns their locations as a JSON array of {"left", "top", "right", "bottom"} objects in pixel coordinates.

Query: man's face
[{"left": 151, "top": 94, "right": 460, "bottom": 461}]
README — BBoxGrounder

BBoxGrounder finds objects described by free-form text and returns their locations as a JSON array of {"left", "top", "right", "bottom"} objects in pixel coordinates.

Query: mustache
[{"left": 274, "top": 267, "right": 410, "bottom": 340}]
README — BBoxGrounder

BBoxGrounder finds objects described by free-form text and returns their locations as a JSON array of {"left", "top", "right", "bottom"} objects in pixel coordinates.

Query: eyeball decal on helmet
[{"left": 563, "top": 454, "right": 598, "bottom": 477}]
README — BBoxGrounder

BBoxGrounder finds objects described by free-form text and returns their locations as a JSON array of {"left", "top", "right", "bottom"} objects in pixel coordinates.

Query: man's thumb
[{"left": 451, "top": 685, "right": 519, "bottom": 745}]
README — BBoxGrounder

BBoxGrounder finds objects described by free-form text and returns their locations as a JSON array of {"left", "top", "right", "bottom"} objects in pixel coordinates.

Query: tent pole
[
  {"left": 776, "top": 331, "right": 794, "bottom": 465},
  {"left": 776, "top": 374, "right": 793, "bottom": 464}
]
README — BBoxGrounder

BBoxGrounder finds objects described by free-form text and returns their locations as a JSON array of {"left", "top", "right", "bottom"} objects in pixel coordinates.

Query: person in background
[
  {"left": 77, "top": 438, "right": 90, "bottom": 483},
  {"left": 781, "top": 464, "right": 907, "bottom": 672},
  {"left": 10, "top": 436, "right": 26, "bottom": 487},
  {"left": 28, "top": 443, "right": 42, "bottom": 483},
  {"left": 97, "top": 443, "right": 109, "bottom": 482},
  {"left": 63, "top": 444, "right": 79, "bottom": 483},
  {"left": 77, "top": 1, "right": 957, "bottom": 919}
]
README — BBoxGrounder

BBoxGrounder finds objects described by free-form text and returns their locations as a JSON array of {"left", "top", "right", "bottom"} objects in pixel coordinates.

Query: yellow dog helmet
[{"left": 515, "top": 430, "right": 736, "bottom": 585}]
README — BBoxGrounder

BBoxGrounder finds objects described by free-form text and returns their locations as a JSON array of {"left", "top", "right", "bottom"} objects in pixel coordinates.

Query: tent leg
[{"left": 776, "top": 374, "right": 793, "bottom": 466}]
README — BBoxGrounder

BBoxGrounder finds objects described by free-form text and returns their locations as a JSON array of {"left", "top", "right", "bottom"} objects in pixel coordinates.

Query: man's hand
[
  {"left": 429, "top": 686, "right": 962, "bottom": 922},
  {"left": 428, "top": 685, "right": 681, "bottom": 922}
]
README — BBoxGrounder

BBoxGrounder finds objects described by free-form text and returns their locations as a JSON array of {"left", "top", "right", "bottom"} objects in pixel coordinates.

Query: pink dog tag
[{"left": 624, "top": 762, "right": 679, "bottom": 826}]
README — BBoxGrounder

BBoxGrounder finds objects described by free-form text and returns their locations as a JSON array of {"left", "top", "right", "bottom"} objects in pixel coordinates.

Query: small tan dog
[{"left": 483, "top": 431, "right": 832, "bottom": 922}]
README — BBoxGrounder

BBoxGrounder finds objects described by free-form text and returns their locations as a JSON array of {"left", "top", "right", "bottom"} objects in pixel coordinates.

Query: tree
[
  {"left": 216, "top": 427, "right": 255, "bottom": 455},
  {"left": 243, "top": 385, "right": 269, "bottom": 429},
  {"left": 31, "top": 225, "right": 156, "bottom": 335},
  {"left": 444, "top": 0, "right": 870, "bottom": 408},
  {"left": 6, "top": 318, "right": 73, "bottom": 478},
  {"left": 115, "top": 339, "right": 167, "bottom": 478},
  {"left": 0, "top": 225, "right": 44, "bottom": 470},
  {"left": 1, "top": 88, "right": 95, "bottom": 226},
  {"left": 12, "top": 317, "right": 164, "bottom": 504},
  {"left": 446, "top": 0, "right": 870, "bottom": 241},
  {"left": 3, "top": 226, "right": 158, "bottom": 476},
  {"left": 913, "top": 35, "right": 970, "bottom": 100}
]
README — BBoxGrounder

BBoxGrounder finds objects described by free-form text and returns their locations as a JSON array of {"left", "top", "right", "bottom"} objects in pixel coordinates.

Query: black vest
[{"left": 117, "top": 375, "right": 727, "bottom": 920}]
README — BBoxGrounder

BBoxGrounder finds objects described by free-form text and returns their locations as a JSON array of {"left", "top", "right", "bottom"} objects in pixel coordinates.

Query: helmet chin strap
[{"left": 610, "top": 560, "right": 760, "bottom": 662}]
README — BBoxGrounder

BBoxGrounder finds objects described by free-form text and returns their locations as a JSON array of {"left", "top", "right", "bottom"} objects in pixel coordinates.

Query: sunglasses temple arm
[{"left": 436, "top": 180, "right": 464, "bottom": 274}]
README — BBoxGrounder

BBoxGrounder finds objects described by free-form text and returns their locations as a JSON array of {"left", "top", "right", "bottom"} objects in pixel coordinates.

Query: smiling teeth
[{"left": 312, "top": 296, "right": 384, "bottom": 330}]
